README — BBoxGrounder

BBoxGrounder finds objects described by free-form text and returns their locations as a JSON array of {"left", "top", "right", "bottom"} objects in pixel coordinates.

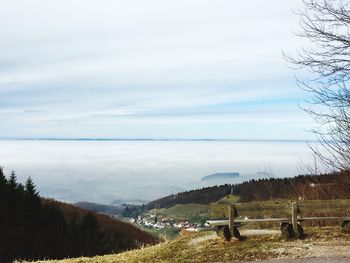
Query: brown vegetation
[{"left": 45, "top": 199, "right": 160, "bottom": 251}]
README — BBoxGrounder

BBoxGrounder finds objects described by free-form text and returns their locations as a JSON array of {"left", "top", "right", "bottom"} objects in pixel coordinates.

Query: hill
[
  {"left": 74, "top": 201, "right": 124, "bottom": 215},
  {"left": 49, "top": 199, "right": 159, "bottom": 249},
  {"left": 147, "top": 170, "right": 350, "bottom": 209},
  {"left": 111, "top": 199, "right": 149, "bottom": 205},
  {"left": 0, "top": 167, "right": 159, "bottom": 263}
]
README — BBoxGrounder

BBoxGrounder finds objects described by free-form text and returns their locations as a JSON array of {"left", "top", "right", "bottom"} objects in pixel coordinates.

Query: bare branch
[{"left": 287, "top": 0, "right": 350, "bottom": 171}]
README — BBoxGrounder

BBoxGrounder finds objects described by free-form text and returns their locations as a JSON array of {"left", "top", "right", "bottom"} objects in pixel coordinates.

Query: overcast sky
[{"left": 0, "top": 0, "right": 314, "bottom": 140}]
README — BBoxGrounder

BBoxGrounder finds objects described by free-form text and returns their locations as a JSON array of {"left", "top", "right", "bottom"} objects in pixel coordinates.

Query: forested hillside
[
  {"left": 147, "top": 171, "right": 350, "bottom": 209},
  {"left": 0, "top": 167, "right": 159, "bottom": 263}
]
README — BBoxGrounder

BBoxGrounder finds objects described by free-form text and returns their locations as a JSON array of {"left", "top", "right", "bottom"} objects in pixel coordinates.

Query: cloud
[{"left": 0, "top": 0, "right": 312, "bottom": 139}]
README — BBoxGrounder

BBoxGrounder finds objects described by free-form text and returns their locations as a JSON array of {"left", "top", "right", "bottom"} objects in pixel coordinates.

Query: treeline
[
  {"left": 74, "top": 201, "right": 145, "bottom": 218},
  {"left": 0, "top": 167, "right": 158, "bottom": 263},
  {"left": 233, "top": 171, "right": 350, "bottom": 202},
  {"left": 147, "top": 171, "right": 350, "bottom": 209},
  {"left": 147, "top": 185, "right": 232, "bottom": 209}
]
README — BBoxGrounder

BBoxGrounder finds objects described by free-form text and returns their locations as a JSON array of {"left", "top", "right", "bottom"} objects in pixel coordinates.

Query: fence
[{"left": 207, "top": 199, "right": 350, "bottom": 240}]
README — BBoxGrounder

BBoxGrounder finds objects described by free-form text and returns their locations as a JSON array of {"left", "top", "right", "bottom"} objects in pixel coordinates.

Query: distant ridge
[
  {"left": 201, "top": 172, "right": 240, "bottom": 181},
  {"left": 0, "top": 137, "right": 315, "bottom": 143}
]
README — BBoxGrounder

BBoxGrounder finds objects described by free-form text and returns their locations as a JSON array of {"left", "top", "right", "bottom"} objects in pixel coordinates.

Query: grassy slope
[
  {"left": 30, "top": 227, "right": 350, "bottom": 263},
  {"left": 144, "top": 196, "right": 239, "bottom": 222},
  {"left": 217, "top": 194, "right": 240, "bottom": 204},
  {"left": 146, "top": 203, "right": 210, "bottom": 221},
  {"left": 31, "top": 231, "right": 281, "bottom": 263},
  {"left": 144, "top": 197, "right": 239, "bottom": 223}
]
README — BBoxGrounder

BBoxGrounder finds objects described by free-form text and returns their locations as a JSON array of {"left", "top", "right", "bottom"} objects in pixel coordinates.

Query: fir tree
[
  {"left": 25, "top": 177, "right": 39, "bottom": 197},
  {"left": 0, "top": 166, "right": 6, "bottom": 186},
  {"left": 9, "top": 170, "right": 18, "bottom": 189}
]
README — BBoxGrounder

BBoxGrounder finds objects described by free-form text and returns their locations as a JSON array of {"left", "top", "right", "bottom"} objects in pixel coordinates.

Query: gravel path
[
  {"left": 188, "top": 228, "right": 350, "bottom": 263},
  {"left": 211, "top": 227, "right": 350, "bottom": 263},
  {"left": 247, "top": 257, "right": 350, "bottom": 263}
]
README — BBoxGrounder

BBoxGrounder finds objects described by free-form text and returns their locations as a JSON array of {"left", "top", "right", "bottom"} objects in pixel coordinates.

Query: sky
[{"left": 0, "top": 0, "right": 314, "bottom": 140}]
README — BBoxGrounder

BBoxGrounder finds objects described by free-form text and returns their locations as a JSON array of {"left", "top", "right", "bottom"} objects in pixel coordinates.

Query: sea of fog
[{"left": 0, "top": 140, "right": 316, "bottom": 204}]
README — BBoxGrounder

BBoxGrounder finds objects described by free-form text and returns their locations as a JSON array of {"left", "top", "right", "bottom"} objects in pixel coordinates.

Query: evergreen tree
[
  {"left": 9, "top": 170, "right": 18, "bottom": 189},
  {"left": 25, "top": 177, "right": 39, "bottom": 197},
  {"left": 0, "top": 167, "right": 11, "bottom": 262},
  {"left": 0, "top": 166, "right": 6, "bottom": 186}
]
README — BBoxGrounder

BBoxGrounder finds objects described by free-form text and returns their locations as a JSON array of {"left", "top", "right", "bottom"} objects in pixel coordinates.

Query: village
[{"left": 129, "top": 214, "right": 211, "bottom": 232}]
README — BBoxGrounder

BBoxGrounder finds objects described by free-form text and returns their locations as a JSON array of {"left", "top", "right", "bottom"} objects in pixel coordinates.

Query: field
[
  {"left": 216, "top": 194, "right": 241, "bottom": 204},
  {"left": 146, "top": 203, "right": 211, "bottom": 222}
]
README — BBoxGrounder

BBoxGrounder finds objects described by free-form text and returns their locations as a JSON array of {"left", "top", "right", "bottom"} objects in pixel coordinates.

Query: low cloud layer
[{"left": 0, "top": 140, "right": 314, "bottom": 203}]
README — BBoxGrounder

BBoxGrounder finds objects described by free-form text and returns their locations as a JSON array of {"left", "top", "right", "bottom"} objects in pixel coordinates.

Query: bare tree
[{"left": 287, "top": 0, "right": 350, "bottom": 171}]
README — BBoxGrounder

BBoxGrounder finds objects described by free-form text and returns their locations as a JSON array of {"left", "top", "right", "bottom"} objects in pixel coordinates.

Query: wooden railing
[{"left": 207, "top": 199, "right": 350, "bottom": 241}]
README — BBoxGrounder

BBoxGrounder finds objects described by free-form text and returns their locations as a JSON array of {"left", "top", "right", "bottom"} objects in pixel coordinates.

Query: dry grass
[
  {"left": 28, "top": 231, "right": 280, "bottom": 263},
  {"left": 26, "top": 227, "right": 350, "bottom": 263}
]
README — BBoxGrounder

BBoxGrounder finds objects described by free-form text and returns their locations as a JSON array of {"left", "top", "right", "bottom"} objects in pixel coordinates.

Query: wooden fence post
[
  {"left": 291, "top": 202, "right": 298, "bottom": 237},
  {"left": 228, "top": 204, "right": 235, "bottom": 237}
]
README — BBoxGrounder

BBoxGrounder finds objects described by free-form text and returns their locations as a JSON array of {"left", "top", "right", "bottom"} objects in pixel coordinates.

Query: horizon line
[{"left": 0, "top": 137, "right": 317, "bottom": 143}]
